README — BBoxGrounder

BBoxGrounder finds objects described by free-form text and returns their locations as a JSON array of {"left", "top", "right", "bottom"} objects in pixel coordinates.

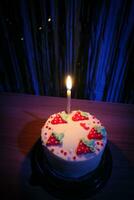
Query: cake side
[{"left": 42, "top": 143, "right": 106, "bottom": 178}]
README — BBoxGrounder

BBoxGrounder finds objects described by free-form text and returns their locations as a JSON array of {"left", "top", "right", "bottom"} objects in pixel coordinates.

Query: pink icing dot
[
  {"left": 73, "top": 156, "right": 76, "bottom": 160},
  {"left": 64, "top": 152, "right": 67, "bottom": 156}
]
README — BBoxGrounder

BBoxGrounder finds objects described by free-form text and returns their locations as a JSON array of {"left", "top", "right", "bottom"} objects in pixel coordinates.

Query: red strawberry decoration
[
  {"left": 87, "top": 128, "right": 103, "bottom": 140},
  {"left": 80, "top": 123, "right": 90, "bottom": 130},
  {"left": 76, "top": 140, "right": 91, "bottom": 155},
  {"left": 76, "top": 139, "right": 95, "bottom": 155},
  {"left": 51, "top": 114, "right": 67, "bottom": 124},
  {"left": 47, "top": 134, "right": 60, "bottom": 145},
  {"left": 72, "top": 111, "right": 89, "bottom": 121},
  {"left": 46, "top": 132, "right": 64, "bottom": 145}
]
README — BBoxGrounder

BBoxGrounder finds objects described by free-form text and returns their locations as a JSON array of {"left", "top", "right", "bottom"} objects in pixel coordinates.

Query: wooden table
[{"left": 0, "top": 93, "right": 134, "bottom": 200}]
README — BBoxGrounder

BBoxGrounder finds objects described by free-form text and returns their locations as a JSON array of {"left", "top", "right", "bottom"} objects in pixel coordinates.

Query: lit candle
[{"left": 66, "top": 75, "right": 72, "bottom": 114}]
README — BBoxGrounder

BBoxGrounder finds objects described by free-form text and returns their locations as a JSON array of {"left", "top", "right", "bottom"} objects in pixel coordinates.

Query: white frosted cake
[{"left": 41, "top": 110, "right": 107, "bottom": 178}]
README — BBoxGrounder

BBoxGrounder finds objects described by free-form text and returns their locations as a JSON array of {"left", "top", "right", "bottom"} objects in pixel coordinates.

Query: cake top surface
[{"left": 41, "top": 110, "right": 107, "bottom": 161}]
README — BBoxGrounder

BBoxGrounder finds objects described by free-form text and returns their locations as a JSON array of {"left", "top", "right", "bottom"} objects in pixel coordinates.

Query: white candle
[{"left": 66, "top": 75, "right": 72, "bottom": 114}]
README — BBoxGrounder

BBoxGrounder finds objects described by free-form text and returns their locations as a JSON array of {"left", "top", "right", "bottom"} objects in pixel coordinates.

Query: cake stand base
[{"left": 30, "top": 138, "right": 112, "bottom": 199}]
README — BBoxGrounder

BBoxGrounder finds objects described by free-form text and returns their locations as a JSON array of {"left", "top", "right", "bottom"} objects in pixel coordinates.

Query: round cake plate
[{"left": 30, "top": 138, "right": 112, "bottom": 199}]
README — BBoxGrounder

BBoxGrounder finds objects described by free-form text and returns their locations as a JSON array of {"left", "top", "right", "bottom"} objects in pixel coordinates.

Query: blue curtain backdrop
[{"left": 0, "top": 0, "right": 134, "bottom": 103}]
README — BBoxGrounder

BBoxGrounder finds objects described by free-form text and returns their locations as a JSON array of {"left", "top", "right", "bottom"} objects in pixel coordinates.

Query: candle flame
[{"left": 66, "top": 75, "right": 72, "bottom": 90}]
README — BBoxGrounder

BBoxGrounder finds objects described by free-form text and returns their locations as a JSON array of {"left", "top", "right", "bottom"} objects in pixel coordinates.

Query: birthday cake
[{"left": 41, "top": 110, "right": 107, "bottom": 178}]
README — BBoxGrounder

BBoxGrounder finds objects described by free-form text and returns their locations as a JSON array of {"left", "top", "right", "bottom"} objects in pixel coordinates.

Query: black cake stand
[{"left": 30, "top": 138, "right": 112, "bottom": 199}]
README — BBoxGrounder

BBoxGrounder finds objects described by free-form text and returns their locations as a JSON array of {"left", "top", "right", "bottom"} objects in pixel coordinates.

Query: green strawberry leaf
[
  {"left": 52, "top": 132, "right": 56, "bottom": 137},
  {"left": 52, "top": 132, "right": 64, "bottom": 142},
  {"left": 57, "top": 133, "right": 64, "bottom": 141},
  {"left": 60, "top": 113, "right": 68, "bottom": 121},
  {"left": 81, "top": 138, "right": 96, "bottom": 152},
  {"left": 82, "top": 138, "right": 95, "bottom": 147},
  {"left": 93, "top": 126, "right": 106, "bottom": 137},
  {"left": 81, "top": 111, "right": 88, "bottom": 117},
  {"left": 100, "top": 127, "right": 106, "bottom": 136}
]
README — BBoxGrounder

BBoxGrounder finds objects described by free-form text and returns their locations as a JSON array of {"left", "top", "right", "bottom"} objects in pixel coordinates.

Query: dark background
[{"left": 0, "top": 0, "right": 134, "bottom": 103}]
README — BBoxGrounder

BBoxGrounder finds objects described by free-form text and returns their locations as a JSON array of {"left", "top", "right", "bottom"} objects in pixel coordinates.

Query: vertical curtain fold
[{"left": 0, "top": 0, "right": 134, "bottom": 103}]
